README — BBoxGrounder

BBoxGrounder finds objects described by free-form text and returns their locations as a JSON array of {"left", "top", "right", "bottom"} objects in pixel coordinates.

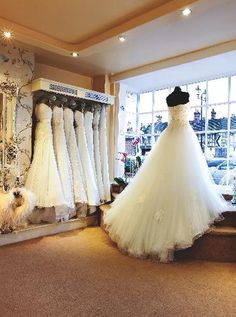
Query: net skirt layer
[{"left": 104, "top": 122, "right": 227, "bottom": 262}]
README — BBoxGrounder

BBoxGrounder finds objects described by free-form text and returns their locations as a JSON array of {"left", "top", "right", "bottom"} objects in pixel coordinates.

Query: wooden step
[
  {"left": 215, "top": 211, "right": 236, "bottom": 227},
  {"left": 112, "top": 192, "right": 119, "bottom": 200},
  {"left": 99, "top": 204, "right": 111, "bottom": 229},
  {"left": 176, "top": 226, "right": 236, "bottom": 262},
  {"left": 0, "top": 215, "right": 99, "bottom": 247}
]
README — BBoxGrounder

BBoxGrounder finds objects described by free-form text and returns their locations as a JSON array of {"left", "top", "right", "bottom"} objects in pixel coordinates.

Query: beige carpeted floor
[{"left": 0, "top": 227, "right": 236, "bottom": 317}]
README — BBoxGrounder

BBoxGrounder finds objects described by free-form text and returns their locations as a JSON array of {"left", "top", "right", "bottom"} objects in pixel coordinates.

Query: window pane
[
  {"left": 229, "top": 131, "right": 236, "bottom": 159},
  {"left": 126, "top": 92, "right": 137, "bottom": 113},
  {"left": 139, "top": 92, "right": 152, "bottom": 113},
  {"left": 154, "top": 89, "right": 169, "bottom": 111},
  {"left": 153, "top": 111, "right": 168, "bottom": 136},
  {"left": 207, "top": 104, "right": 228, "bottom": 131},
  {"left": 139, "top": 113, "right": 152, "bottom": 154},
  {"left": 139, "top": 113, "right": 152, "bottom": 133},
  {"left": 189, "top": 107, "right": 206, "bottom": 131},
  {"left": 125, "top": 113, "right": 136, "bottom": 134},
  {"left": 208, "top": 78, "right": 228, "bottom": 104},
  {"left": 206, "top": 132, "right": 228, "bottom": 184},
  {"left": 230, "top": 102, "right": 236, "bottom": 130},
  {"left": 230, "top": 76, "right": 236, "bottom": 101},
  {"left": 188, "top": 82, "right": 207, "bottom": 107},
  {"left": 125, "top": 136, "right": 135, "bottom": 156},
  {"left": 228, "top": 132, "right": 236, "bottom": 184},
  {"left": 195, "top": 133, "right": 206, "bottom": 152}
]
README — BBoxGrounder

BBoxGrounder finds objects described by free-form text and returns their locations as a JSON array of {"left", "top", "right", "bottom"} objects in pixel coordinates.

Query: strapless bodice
[
  {"left": 74, "top": 110, "right": 84, "bottom": 127},
  {"left": 168, "top": 103, "right": 190, "bottom": 125},
  {"left": 84, "top": 111, "right": 93, "bottom": 129},
  {"left": 35, "top": 103, "right": 52, "bottom": 122},
  {"left": 52, "top": 106, "right": 63, "bottom": 124}
]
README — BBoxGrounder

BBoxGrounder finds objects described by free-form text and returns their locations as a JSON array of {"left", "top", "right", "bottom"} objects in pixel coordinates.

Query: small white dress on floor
[
  {"left": 104, "top": 103, "right": 228, "bottom": 262},
  {"left": 100, "top": 107, "right": 111, "bottom": 201},
  {"left": 52, "top": 106, "right": 75, "bottom": 216},
  {"left": 63, "top": 108, "right": 87, "bottom": 204},
  {"left": 75, "top": 110, "right": 100, "bottom": 207},
  {"left": 93, "top": 109, "right": 105, "bottom": 202},
  {"left": 25, "top": 103, "right": 66, "bottom": 210}
]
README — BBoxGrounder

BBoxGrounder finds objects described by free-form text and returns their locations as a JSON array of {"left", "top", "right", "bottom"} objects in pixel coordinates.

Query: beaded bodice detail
[
  {"left": 168, "top": 103, "right": 190, "bottom": 126},
  {"left": 52, "top": 106, "right": 63, "bottom": 125}
]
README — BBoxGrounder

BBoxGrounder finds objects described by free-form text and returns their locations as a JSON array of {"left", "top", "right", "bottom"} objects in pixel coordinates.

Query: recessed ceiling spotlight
[
  {"left": 3, "top": 31, "right": 12, "bottom": 39},
  {"left": 118, "top": 35, "right": 126, "bottom": 42},
  {"left": 71, "top": 52, "right": 79, "bottom": 57},
  {"left": 182, "top": 8, "right": 192, "bottom": 16}
]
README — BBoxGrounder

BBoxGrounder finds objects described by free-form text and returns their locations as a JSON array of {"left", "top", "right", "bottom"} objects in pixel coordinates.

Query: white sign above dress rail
[{"left": 31, "top": 78, "right": 115, "bottom": 105}]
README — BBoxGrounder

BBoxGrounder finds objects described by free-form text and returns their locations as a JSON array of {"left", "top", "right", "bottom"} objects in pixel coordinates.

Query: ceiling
[
  {"left": 0, "top": 0, "right": 236, "bottom": 84},
  {"left": 121, "top": 50, "right": 236, "bottom": 92}
]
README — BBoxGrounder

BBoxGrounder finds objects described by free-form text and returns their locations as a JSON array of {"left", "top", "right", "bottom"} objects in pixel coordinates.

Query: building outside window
[{"left": 124, "top": 76, "right": 236, "bottom": 186}]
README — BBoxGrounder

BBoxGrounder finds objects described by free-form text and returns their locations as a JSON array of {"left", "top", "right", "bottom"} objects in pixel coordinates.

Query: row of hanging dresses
[{"left": 25, "top": 103, "right": 110, "bottom": 223}]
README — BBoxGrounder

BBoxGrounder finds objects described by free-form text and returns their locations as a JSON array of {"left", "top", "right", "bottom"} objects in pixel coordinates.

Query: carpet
[{"left": 0, "top": 227, "right": 236, "bottom": 317}]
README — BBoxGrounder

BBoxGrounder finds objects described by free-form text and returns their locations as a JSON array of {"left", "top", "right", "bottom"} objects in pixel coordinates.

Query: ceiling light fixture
[
  {"left": 118, "top": 35, "right": 126, "bottom": 42},
  {"left": 71, "top": 52, "right": 79, "bottom": 57},
  {"left": 182, "top": 8, "right": 192, "bottom": 16},
  {"left": 3, "top": 31, "right": 12, "bottom": 39}
]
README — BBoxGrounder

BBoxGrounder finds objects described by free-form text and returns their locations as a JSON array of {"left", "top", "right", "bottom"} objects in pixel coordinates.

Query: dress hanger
[{"left": 48, "top": 95, "right": 57, "bottom": 108}]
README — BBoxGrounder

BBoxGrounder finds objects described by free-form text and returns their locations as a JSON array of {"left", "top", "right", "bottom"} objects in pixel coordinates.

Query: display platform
[{"left": 0, "top": 215, "right": 98, "bottom": 247}]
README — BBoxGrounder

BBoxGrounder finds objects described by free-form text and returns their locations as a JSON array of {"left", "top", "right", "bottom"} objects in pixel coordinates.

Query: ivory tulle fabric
[
  {"left": 93, "top": 110, "right": 105, "bottom": 202},
  {"left": 100, "top": 107, "right": 111, "bottom": 202},
  {"left": 104, "top": 103, "right": 227, "bottom": 262},
  {"left": 25, "top": 104, "right": 66, "bottom": 210},
  {"left": 63, "top": 108, "right": 87, "bottom": 204},
  {"left": 52, "top": 106, "right": 75, "bottom": 214},
  {"left": 75, "top": 111, "right": 100, "bottom": 206}
]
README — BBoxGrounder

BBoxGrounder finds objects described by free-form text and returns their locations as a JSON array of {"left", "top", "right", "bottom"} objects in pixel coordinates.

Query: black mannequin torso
[{"left": 166, "top": 87, "right": 189, "bottom": 107}]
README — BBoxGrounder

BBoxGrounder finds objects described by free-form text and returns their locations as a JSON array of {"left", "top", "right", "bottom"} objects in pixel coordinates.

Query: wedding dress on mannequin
[
  {"left": 104, "top": 87, "right": 228, "bottom": 262},
  {"left": 93, "top": 109, "right": 105, "bottom": 202},
  {"left": 63, "top": 108, "right": 87, "bottom": 205},
  {"left": 52, "top": 106, "right": 75, "bottom": 218},
  {"left": 25, "top": 103, "right": 66, "bottom": 219},
  {"left": 100, "top": 107, "right": 111, "bottom": 201},
  {"left": 75, "top": 110, "right": 100, "bottom": 209}
]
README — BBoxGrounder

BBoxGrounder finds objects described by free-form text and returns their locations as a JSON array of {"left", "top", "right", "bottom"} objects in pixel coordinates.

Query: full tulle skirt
[{"left": 104, "top": 122, "right": 227, "bottom": 262}]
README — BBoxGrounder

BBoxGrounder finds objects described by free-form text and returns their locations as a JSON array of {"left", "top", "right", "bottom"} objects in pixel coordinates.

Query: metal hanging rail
[{"left": 31, "top": 78, "right": 115, "bottom": 105}]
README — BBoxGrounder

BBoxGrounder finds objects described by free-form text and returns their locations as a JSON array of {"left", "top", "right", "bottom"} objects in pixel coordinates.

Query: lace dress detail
[
  {"left": 75, "top": 111, "right": 100, "bottom": 207},
  {"left": 63, "top": 108, "right": 87, "bottom": 204},
  {"left": 84, "top": 111, "right": 99, "bottom": 197},
  {"left": 93, "top": 110, "right": 105, "bottom": 202},
  {"left": 104, "top": 103, "right": 227, "bottom": 262},
  {"left": 168, "top": 103, "right": 190, "bottom": 127},
  {"left": 52, "top": 106, "right": 75, "bottom": 217},
  {"left": 100, "top": 107, "right": 111, "bottom": 202},
  {"left": 25, "top": 103, "right": 66, "bottom": 212}
]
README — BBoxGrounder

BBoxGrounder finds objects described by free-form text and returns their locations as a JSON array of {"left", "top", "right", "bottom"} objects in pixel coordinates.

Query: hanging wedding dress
[
  {"left": 104, "top": 99, "right": 228, "bottom": 262},
  {"left": 75, "top": 110, "right": 100, "bottom": 208},
  {"left": 52, "top": 106, "right": 75, "bottom": 218},
  {"left": 63, "top": 108, "right": 87, "bottom": 205},
  {"left": 25, "top": 103, "right": 66, "bottom": 214},
  {"left": 93, "top": 109, "right": 105, "bottom": 202},
  {"left": 84, "top": 111, "right": 98, "bottom": 191},
  {"left": 100, "top": 107, "right": 111, "bottom": 201}
]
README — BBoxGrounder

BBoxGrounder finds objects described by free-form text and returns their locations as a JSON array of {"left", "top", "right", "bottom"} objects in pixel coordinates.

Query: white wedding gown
[
  {"left": 100, "top": 107, "right": 111, "bottom": 202},
  {"left": 104, "top": 103, "right": 228, "bottom": 262},
  {"left": 63, "top": 108, "right": 87, "bottom": 204},
  {"left": 75, "top": 111, "right": 100, "bottom": 207},
  {"left": 93, "top": 109, "right": 105, "bottom": 202},
  {"left": 25, "top": 103, "right": 66, "bottom": 210},
  {"left": 84, "top": 111, "right": 98, "bottom": 190},
  {"left": 52, "top": 106, "right": 75, "bottom": 217}
]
